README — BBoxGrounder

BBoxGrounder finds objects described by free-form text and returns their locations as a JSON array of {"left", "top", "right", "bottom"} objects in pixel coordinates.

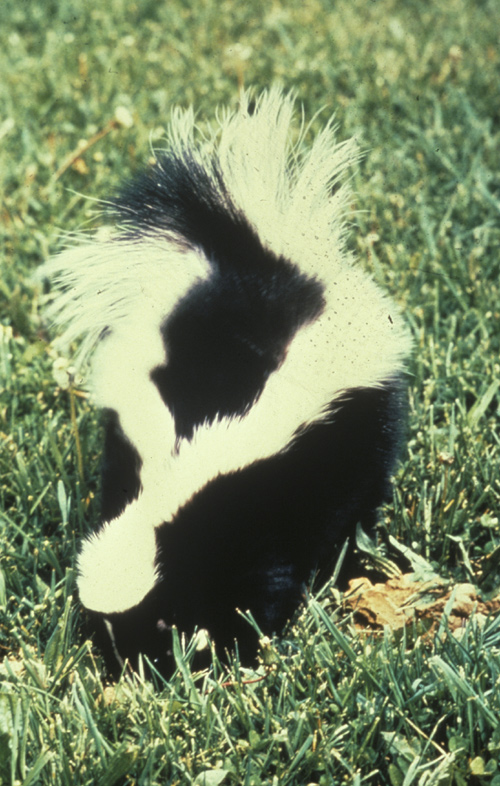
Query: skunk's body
[{"left": 43, "top": 89, "right": 411, "bottom": 675}]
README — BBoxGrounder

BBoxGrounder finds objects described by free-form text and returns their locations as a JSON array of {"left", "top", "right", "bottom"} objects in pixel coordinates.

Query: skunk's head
[{"left": 43, "top": 88, "right": 411, "bottom": 676}]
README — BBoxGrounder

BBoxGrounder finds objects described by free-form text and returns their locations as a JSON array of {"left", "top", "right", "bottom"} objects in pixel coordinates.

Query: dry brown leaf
[{"left": 344, "top": 574, "right": 500, "bottom": 635}]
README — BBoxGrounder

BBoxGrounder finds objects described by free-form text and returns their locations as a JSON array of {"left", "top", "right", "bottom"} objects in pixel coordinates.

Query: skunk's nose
[{"left": 95, "top": 606, "right": 176, "bottom": 678}]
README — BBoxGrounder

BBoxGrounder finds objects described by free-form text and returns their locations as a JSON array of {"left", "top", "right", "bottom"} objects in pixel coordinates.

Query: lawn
[{"left": 1, "top": 0, "right": 499, "bottom": 783}]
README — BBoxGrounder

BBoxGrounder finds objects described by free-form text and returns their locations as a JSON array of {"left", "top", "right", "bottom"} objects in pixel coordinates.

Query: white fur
[
  {"left": 42, "top": 88, "right": 355, "bottom": 367},
  {"left": 43, "top": 88, "right": 411, "bottom": 614},
  {"left": 78, "top": 504, "right": 158, "bottom": 613},
  {"left": 168, "top": 88, "right": 358, "bottom": 284},
  {"left": 41, "top": 239, "right": 211, "bottom": 364}
]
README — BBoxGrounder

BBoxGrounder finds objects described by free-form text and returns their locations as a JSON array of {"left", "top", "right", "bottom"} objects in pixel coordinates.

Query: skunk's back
[{"left": 41, "top": 88, "right": 411, "bottom": 672}]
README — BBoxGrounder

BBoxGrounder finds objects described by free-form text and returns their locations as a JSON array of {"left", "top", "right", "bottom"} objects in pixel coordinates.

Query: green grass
[{"left": 1, "top": 0, "right": 500, "bottom": 783}]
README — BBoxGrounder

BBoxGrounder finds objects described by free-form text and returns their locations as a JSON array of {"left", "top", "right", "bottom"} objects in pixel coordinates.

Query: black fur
[
  {"left": 151, "top": 267, "right": 324, "bottom": 440},
  {"left": 113, "top": 153, "right": 267, "bottom": 268},
  {"left": 100, "top": 410, "right": 142, "bottom": 522},
  {"left": 98, "top": 382, "right": 404, "bottom": 675}
]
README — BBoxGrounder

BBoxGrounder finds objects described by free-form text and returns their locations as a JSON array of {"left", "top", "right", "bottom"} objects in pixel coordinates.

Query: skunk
[{"left": 43, "top": 88, "right": 411, "bottom": 676}]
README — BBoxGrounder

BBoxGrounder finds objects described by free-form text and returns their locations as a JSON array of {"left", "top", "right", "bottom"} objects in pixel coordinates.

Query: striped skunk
[{"left": 42, "top": 87, "right": 411, "bottom": 676}]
